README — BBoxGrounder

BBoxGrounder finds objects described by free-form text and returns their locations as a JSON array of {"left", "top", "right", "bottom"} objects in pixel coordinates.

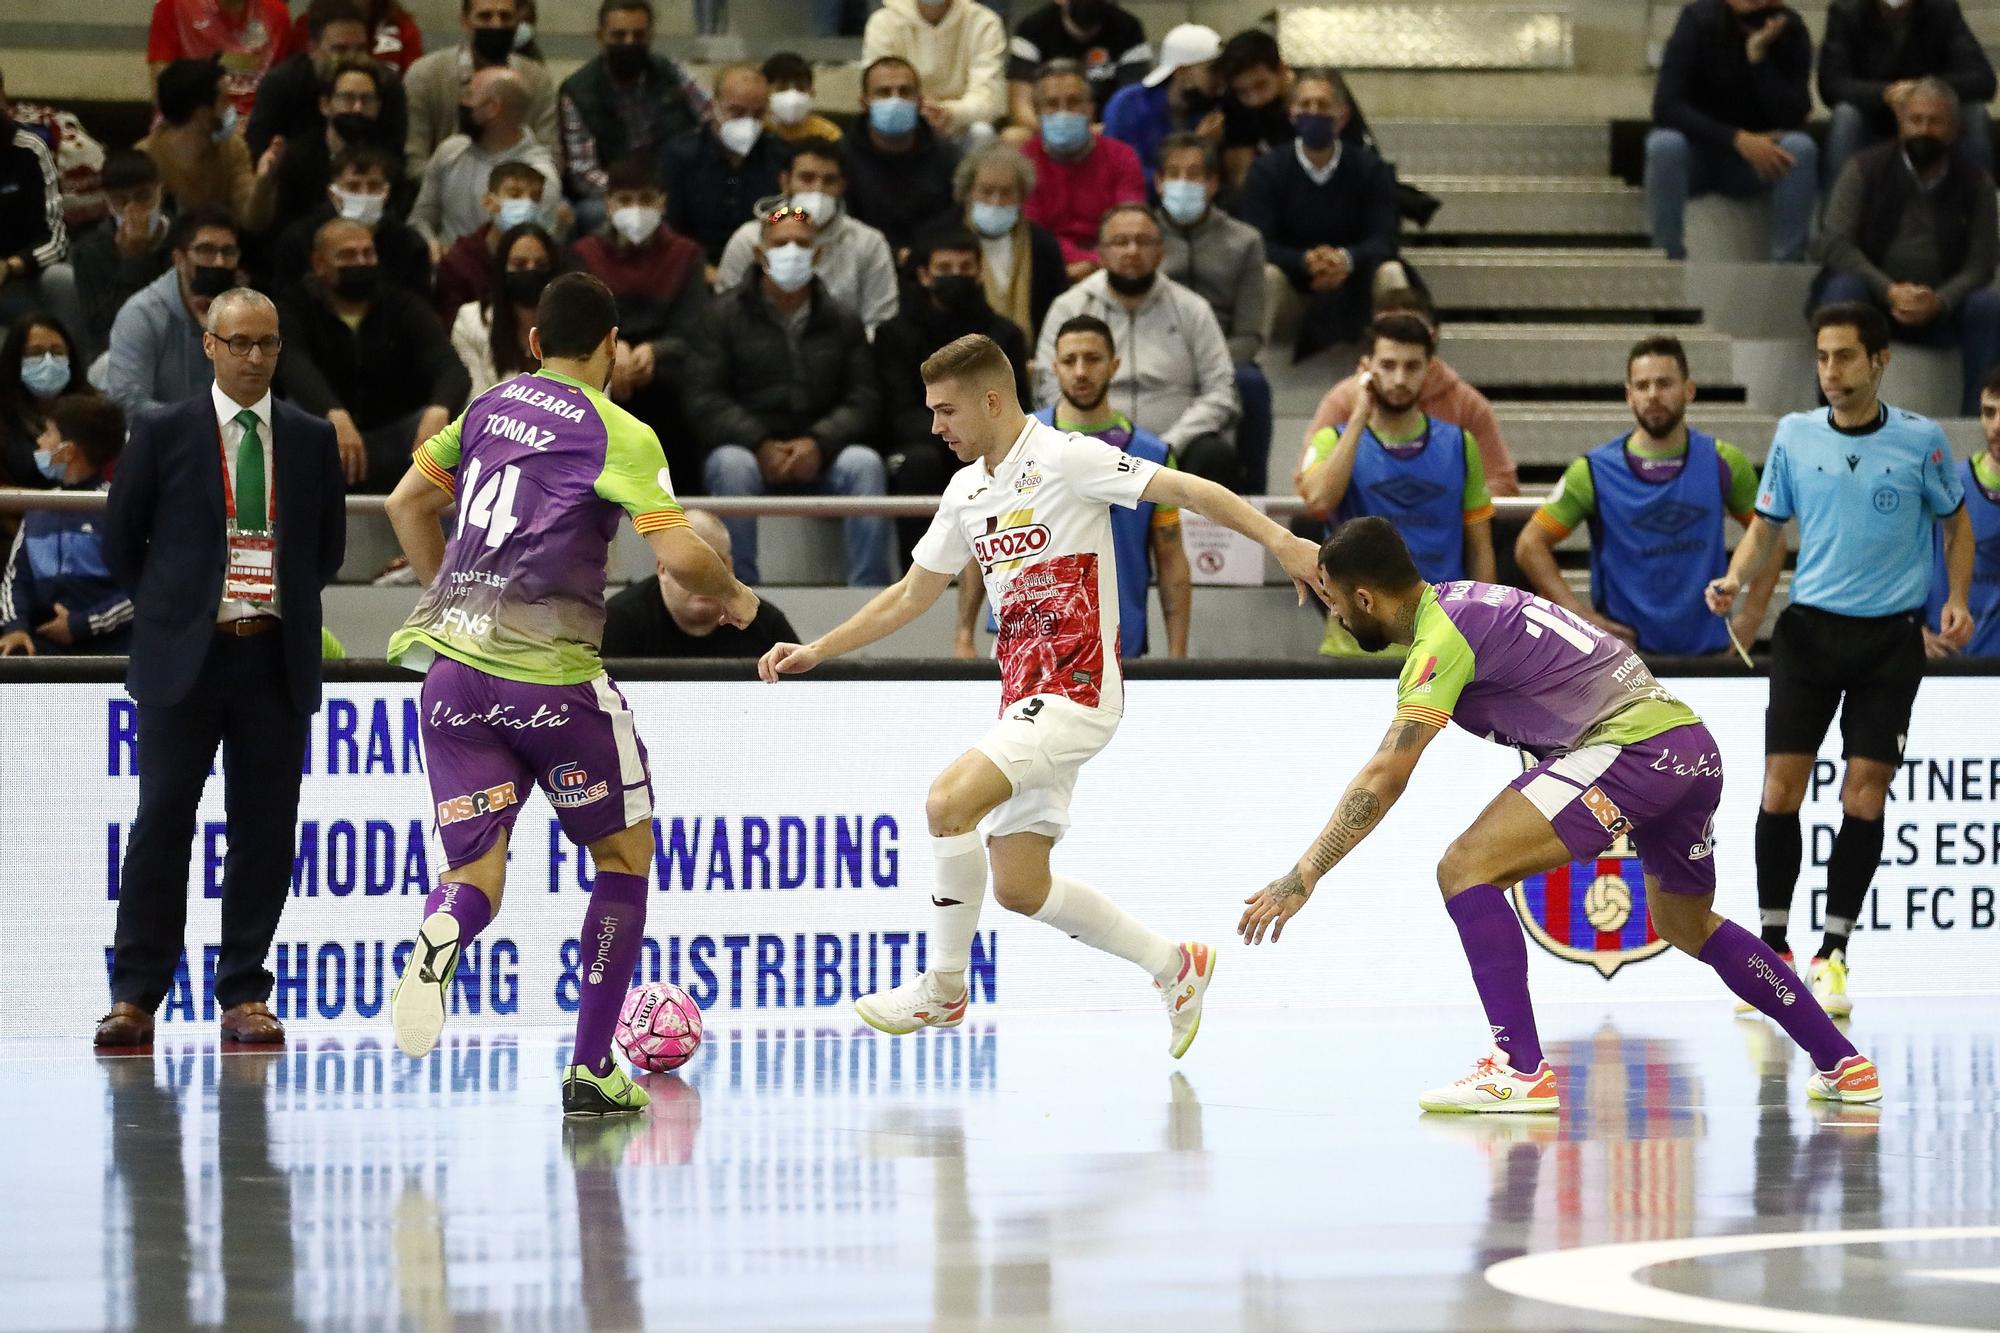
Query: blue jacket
[
  {"left": 1102, "top": 81, "right": 1178, "bottom": 186},
  {"left": 0, "top": 478, "right": 132, "bottom": 652}
]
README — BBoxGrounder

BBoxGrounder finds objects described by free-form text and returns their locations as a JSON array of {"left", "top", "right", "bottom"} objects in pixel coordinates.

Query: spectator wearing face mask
[
  {"left": 451, "top": 221, "right": 556, "bottom": 396},
  {"left": 1023, "top": 60, "right": 1146, "bottom": 282},
  {"left": 0, "top": 394, "right": 131, "bottom": 656},
  {"left": 268, "top": 144, "right": 431, "bottom": 299},
  {"left": 761, "top": 52, "right": 844, "bottom": 144},
  {"left": 246, "top": 0, "right": 410, "bottom": 166},
  {"left": 274, "top": 0, "right": 426, "bottom": 76},
  {"left": 558, "top": 0, "right": 709, "bottom": 232},
  {"left": 147, "top": 0, "right": 294, "bottom": 121},
  {"left": 862, "top": 0, "right": 1009, "bottom": 142},
  {"left": 0, "top": 312, "right": 89, "bottom": 489},
  {"left": 276, "top": 216, "right": 470, "bottom": 491},
  {"left": 955, "top": 143, "right": 1067, "bottom": 344},
  {"left": 266, "top": 58, "right": 408, "bottom": 240},
  {"left": 714, "top": 138, "right": 898, "bottom": 335},
  {"left": 841, "top": 57, "right": 964, "bottom": 257},
  {"left": 409, "top": 66, "right": 560, "bottom": 255},
  {"left": 1819, "top": 0, "right": 1994, "bottom": 190},
  {"left": 602, "top": 507, "right": 799, "bottom": 658},
  {"left": 661, "top": 63, "right": 792, "bottom": 264},
  {"left": 71, "top": 151, "right": 175, "bottom": 361},
  {"left": 1007, "top": 0, "right": 1154, "bottom": 132},
  {"left": 105, "top": 208, "right": 244, "bottom": 419},
  {"left": 139, "top": 59, "right": 282, "bottom": 234},
  {"left": 1815, "top": 77, "right": 2000, "bottom": 414},
  {"left": 1103, "top": 23, "right": 1224, "bottom": 186},
  {"left": 402, "top": 0, "right": 557, "bottom": 173},
  {"left": 430, "top": 160, "right": 548, "bottom": 321},
  {"left": 688, "top": 207, "right": 889, "bottom": 588},
  {"left": 568, "top": 157, "right": 712, "bottom": 471}
]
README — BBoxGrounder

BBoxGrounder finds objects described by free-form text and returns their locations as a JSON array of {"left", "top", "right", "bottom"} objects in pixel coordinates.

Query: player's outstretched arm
[
  {"left": 1141, "top": 468, "right": 1330, "bottom": 607},
  {"left": 758, "top": 563, "right": 957, "bottom": 682},
  {"left": 384, "top": 463, "right": 456, "bottom": 587},
  {"left": 1239, "top": 719, "right": 1438, "bottom": 944},
  {"left": 648, "top": 524, "right": 758, "bottom": 627}
]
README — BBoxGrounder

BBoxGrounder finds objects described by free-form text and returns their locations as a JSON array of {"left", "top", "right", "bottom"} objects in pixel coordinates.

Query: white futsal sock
[
  {"left": 1031, "top": 873, "right": 1180, "bottom": 982},
  {"left": 929, "top": 832, "right": 988, "bottom": 994}
]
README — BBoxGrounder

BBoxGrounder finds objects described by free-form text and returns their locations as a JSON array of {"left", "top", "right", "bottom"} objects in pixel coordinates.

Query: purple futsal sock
[
  {"left": 1445, "top": 884, "right": 1546, "bottom": 1071},
  {"left": 423, "top": 881, "right": 493, "bottom": 942},
  {"left": 573, "top": 871, "right": 649, "bottom": 1076},
  {"left": 1700, "top": 919, "right": 1856, "bottom": 1071}
]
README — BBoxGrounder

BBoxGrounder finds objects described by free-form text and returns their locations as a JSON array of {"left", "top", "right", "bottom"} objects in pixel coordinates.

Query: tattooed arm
[{"left": 1238, "top": 719, "right": 1441, "bottom": 944}]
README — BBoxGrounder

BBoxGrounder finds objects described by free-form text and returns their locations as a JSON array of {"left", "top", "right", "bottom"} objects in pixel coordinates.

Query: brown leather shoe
[
  {"left": 219, "top": 1000, "right": 286, "bottom": 1044},
  {"left": 93, "top": 1002, "right": 155, "bottom": 1047}
]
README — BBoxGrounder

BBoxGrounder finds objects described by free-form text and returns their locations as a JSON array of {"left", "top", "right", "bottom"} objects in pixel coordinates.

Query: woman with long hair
[
  {"left": 449, "top": 223, "right": 558, "bottom": 397},
  {"left": 0, "top": 312, "right": 90, "bottom": 490}
]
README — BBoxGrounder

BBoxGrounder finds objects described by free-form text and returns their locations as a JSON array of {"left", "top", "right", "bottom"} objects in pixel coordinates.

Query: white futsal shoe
[
  {"left": 855, "top": 971, "right": 968, "bottom": 1035},
  {"left": 390, "top": 911, "right": 462, "bottom": 1058},
  {"left": 1808, "top": 950, "right": 1853, "bottom": 1018},
  {"left": 1155, "top": 941, "right": 1215, "bottom": 1059},
  {"left": 1418, "top": 1047, "right": 1560, "bottom": 1114}
]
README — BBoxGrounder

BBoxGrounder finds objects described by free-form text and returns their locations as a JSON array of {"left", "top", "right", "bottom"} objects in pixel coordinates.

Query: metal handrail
[{"left": 0, "top": 488, "right": 1547, "bottom": 520}]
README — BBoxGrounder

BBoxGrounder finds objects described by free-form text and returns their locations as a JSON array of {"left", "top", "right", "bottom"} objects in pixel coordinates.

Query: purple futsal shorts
[
  {"left": 1508, "top": 722, "right": 1723, "bottom": 896},
  {"left": 419, "top": 655, "right": 654, "bottom": 868}
]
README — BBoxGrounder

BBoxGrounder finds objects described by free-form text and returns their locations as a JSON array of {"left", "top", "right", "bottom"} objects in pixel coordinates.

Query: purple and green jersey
[
  {"left": 1395, "top": 581, "right": 1700, "bottom": 757},
  {"left": 387, "top": 370, "right": 688, "bottom": 686}
]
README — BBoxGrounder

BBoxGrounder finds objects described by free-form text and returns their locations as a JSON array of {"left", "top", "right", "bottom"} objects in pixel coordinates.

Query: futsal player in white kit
[{"left": 758, "top": 334, "right": 1325, "bottom": 1056}]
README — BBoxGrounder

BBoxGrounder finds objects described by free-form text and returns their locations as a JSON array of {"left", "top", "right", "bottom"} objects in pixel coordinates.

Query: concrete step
[
  {"left": 1411, "top": 176, "right": 1648, "bottom": 238},
  {"left": 1407, "top": 247, "right": 1685, "bottom": 311},
  {"left": 1374, "top": 119, "right": 1610, "bottom": 177},
  {"left": 1420, "top": 322, "right": 1735, "bottom": 388}
]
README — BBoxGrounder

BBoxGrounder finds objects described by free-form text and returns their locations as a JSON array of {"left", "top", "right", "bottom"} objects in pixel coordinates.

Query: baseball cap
[{"left": 1142, "top": 23, "right": 1224, "bottom": 88}]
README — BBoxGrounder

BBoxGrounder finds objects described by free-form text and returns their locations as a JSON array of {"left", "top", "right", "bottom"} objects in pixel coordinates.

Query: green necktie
[{"left": 234, "top": 409, "right": 268, "bottom": 536}]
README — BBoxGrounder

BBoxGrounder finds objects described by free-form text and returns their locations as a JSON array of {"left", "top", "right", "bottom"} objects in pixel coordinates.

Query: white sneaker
[
  {"left": 855, "top": 971, "right": 967, "bottom": 1035},
  {"left": 1418, "top": 1047, "right": 1560, "bottom": 1114},
  {"left": 1808, "top": 950, "right": 1853, "bottom": 1018},
  {"left": 1735, "top": 950, "right": 1793, "bottom": 1015},
  {"left": 1806, "top": 1053, "right": 1882, "bottom": 1104},
  {"left": 1155, "top": 941, "right": 1215, "bottom": 1059},
  {"left": 390, "top": 912, "right": 461, "bottom": 1058}
]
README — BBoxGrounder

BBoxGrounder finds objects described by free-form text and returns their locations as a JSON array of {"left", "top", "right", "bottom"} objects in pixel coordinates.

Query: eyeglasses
[{"left": 212, "top": 334, "right": 284, "bottom": 358}]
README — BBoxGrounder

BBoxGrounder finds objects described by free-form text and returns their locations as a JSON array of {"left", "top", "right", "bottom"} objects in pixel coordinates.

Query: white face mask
[
  {"left": 717, "top": 115, "right": 763, "bottom": 156},
  {"left": 769, "top": 88, "right": 814, "bottom": 127},
  {"left": 330, "top": 186, "right": 386, "bottom": 226},
  {"left": 790, "top": 190, "right": 839, "bottom": 227},
  {"left": 763, "top": 242, "right": 815, "bottom": 292},
  {"left": 611, "top": 204, "right": 663, "bottom": 245}
]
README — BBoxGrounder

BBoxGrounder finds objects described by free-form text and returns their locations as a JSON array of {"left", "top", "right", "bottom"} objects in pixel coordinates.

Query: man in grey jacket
[
  {"left": 1156, "top": 133, "right": 1270, "bottom": 492},
  {"left": 105, "top": 209, "right": 239, "bottom": 420},
  {"left": 1035, "top": 202, "right": 1242, "bottom": 486}
]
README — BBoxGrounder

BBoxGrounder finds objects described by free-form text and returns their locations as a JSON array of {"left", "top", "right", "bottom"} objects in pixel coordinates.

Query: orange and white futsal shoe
[
  {"left": 1156, "top": 942, "right": 1215, "bottom": 1059},
  {"left": 1807, "top": 1053, "right": 1883, "bottom": 1104},
  {"left": 1418, "top": 1047, "right": 1561, "bottom": 1114},
  {"left": 855, "top": 971, "right": 968, "bottom": 1035}
]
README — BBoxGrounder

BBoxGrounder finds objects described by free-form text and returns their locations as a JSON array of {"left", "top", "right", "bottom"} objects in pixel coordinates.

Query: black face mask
[
  {"left": 470, "top": 25, "right": 517, "bottom": 64},
  {"left": 929, "top": 274, "right": 985, "bottom": 316},
  {"left": 604, "top": 42, "right": 650, "bottom": 80},
  {"left": 188, "top": 263, "right": 235, "bottom": 298},
  {"left": 329, "top": 112, "right": 380, "bottom": 145},
  {"left": 1904, "top": 133, "right": 1949, "bottom": 170},
  {"left": 1733, "top": 4, "right": 1780, "bottom": 29},
  {"left": 457, "top": 104, "right": 482, "bottom": 139},
  {"left": 1180, "top": 89, "right": 1217, "bottom": 118},
  {"left": 501, "top": 266, "right": 552, "bottom": 306},
  {"left": 1105, "top": 268, "right": 1156, "bottom": 297},
  {"left": 333, "top": 263, "right": 381, "bottom": 302}
]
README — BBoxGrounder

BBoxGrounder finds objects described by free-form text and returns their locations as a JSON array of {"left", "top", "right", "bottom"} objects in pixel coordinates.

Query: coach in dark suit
[{"left": 96, "top": 287, "right": 346, "bottom": 1047}]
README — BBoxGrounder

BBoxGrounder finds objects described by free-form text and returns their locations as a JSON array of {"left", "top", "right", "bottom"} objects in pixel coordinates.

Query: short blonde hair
[{"left": 920, "top": 333, "right": 1016, "bottom": 390}]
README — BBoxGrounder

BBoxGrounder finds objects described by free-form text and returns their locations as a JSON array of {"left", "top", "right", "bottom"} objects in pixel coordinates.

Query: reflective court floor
[{"left": 3, "top": 1000, "right": 1998, "bottom": 1332}]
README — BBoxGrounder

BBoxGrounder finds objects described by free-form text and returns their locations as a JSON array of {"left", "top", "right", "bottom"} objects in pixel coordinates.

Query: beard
[
  {"left": 1064, "top": 380, "right": 1109, "bottom": 415},
  {"left": 1375, "top": 386, "right": 1420, "bottom": 415},
  {"left": 1345, "top": 612, "right": 1391, "bottom": 653},
  {"left": 1635, "top": 404, "right": 1684, "bottom": 440}
]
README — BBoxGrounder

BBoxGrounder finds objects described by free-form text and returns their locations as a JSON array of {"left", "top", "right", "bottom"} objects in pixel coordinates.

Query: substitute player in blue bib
[
  {"left": 1516, "top": 335, "right": 1779, "bottom": 655},
  {"left": 1709, "top": 301, "right": 1975, "bottom": 1017},
  {"left": 1927, "top": 367, "right": 2000, "bottom": 657}
]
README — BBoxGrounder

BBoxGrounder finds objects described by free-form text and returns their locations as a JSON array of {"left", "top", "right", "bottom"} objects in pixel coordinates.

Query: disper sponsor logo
[
  {"left": 437, "top": 782, "right": 518, "bottom": 827},
  {"left": 972, "top": 523, "right": 1052, "bottom": 566}
]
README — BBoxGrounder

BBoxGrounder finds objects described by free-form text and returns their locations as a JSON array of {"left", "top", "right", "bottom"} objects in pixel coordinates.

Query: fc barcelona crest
[{"left": 1510, "top": 829, "right": 1671, "bottom": 979}]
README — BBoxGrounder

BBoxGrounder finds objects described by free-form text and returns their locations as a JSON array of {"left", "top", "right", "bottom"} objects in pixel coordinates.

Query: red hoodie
[{"left": 1022, "top": 132, "right": 1145, "bottom": 267}]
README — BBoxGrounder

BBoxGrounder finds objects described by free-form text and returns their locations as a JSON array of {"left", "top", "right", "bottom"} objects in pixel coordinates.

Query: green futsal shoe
[{"left": 562, "top": 1062, "right": 651, "bottom": 1117}]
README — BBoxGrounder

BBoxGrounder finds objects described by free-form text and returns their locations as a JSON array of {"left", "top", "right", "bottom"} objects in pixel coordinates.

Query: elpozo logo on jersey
[
  {"left": 1510, "top": 832, "right": 1669, "bottom": 978},
  {"left": 972, "top": 522, "right": 1052, "bottom": 569}
]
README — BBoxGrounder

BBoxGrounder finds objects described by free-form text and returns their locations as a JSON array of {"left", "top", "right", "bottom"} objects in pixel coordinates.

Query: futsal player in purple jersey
[
  {"left": 380, "top": 273, "right": 758, "bottom": 1116},
  {"left": 1239, "top": 517, "right": 1883, "bottom": 1112}
]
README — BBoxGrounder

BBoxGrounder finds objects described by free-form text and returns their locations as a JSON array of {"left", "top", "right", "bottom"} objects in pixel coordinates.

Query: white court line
[
  {"left": 1486, "top": 1225, "right": 2000, "bottom": 1333},
  {"left": 1909, "top": 1268, "right": 2000, "bottom": 1285}
]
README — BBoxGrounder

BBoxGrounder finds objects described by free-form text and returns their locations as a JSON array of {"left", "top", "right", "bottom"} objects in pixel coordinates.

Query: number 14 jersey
[
  {"left": 387, "top": 370, "right": 687, "bottom": 686},
  {"left": 913, "top": 417, "right": 1159, "bottom": 714}
]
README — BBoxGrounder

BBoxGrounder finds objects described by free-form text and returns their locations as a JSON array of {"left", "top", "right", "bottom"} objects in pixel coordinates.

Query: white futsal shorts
[{"left": 973, "top": 693, "right": 1121, "bottom": 841}]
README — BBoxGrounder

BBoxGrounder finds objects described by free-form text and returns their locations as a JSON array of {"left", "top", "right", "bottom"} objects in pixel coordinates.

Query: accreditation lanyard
[{"left": 219, "top": 417, "right": 277, "bottom": 605}]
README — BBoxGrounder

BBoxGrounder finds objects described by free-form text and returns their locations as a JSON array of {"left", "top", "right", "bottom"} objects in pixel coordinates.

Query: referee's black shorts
[{"left": 1766, "top": 603, "right": 1924, "bottom": 763}]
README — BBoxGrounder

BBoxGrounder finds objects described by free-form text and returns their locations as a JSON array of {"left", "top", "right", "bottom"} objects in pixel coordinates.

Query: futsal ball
[
  {"left": 1584, "top": 874, "right": 1633, "bottom": 933},
  {"left": 615, "top": 982, "right": 704, "bottom": 1073}
]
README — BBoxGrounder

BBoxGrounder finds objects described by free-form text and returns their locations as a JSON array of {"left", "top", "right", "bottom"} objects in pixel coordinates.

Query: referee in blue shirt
[{"left": 1708, "top": 301, "right": 1974, "bottom": 1020}]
